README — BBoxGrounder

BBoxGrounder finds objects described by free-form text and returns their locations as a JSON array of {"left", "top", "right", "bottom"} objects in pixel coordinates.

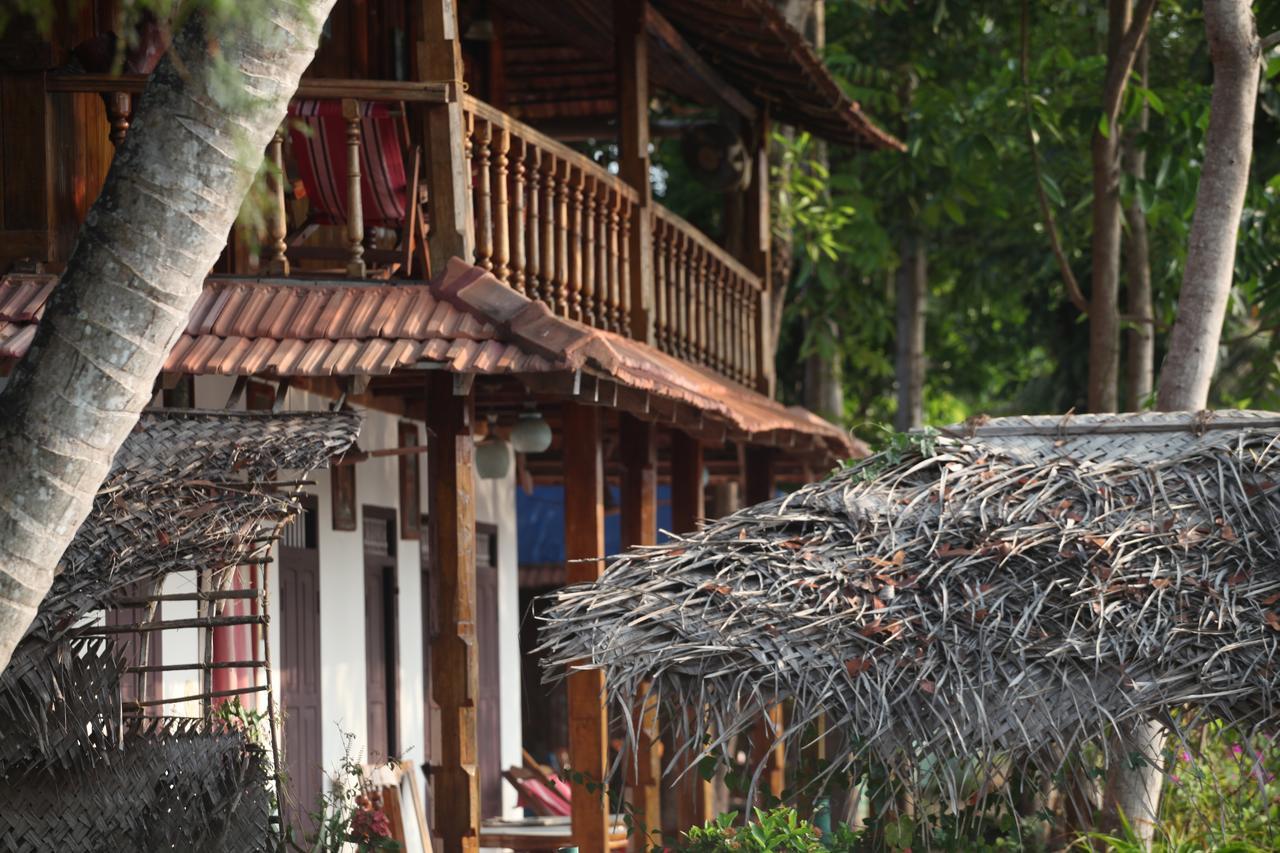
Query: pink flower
[
  {"left": 1180, "top": 751, "right": 1192, "bottom": 763},
  {"left": 1232, "top": 743, "right": 1244, "bottom": 758},
  {"left": 1168, "top": 773, "right": 1182, "bottom": 785}
]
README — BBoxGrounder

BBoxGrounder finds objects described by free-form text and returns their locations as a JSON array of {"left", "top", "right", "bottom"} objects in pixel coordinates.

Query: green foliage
[
  {"left": 676, "top": 808, "right": 857, "bottom": 852},
  {"left": 285, "top": 728, "right": 402, "bottom": 853}
]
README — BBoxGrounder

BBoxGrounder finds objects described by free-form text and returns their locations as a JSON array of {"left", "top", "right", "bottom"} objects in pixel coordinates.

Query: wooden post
[
  {"left": 620, "top": 415, "right": 662, "bottom": 851},
  {"left": 616, "top": 0, "right": 654, "bottom": 343},
  {"left": 267, "top": 126, "right": 290, "bottom": 276},
  {"left": 341, "top": 99, "right": 367, "bottom": 278},
  {"left": 418, "top": 0, "right": 476, "bottom": 274},
  {"left": 670, "top": 429, "right": 714, "bottom": 830},
  {"left": 744, "top": 445, "right": 785, "bottom": 801},
  {"left": 744, "top": 110, "right": 774, "bottom": 395},
  {"left": 563, "top": 403, "right": 610, "bottom": 851},
  {"left": 427, "top": 372, "right": 480, "bottom": 852}
]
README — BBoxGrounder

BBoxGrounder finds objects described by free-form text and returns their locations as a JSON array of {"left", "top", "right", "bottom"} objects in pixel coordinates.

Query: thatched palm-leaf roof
[
  {"left": 0, "top": 407, "right": 359, "bottom": 850},
  {"left": 541, "top": 411, "right": 1280, "bottom": 801}
]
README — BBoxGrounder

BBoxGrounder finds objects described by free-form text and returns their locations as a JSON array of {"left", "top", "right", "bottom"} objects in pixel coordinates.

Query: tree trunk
[
  {"left": 1156, "top": 0, "right": 1261, "bottom": 411},
  {"left": 0, "top": 1, "right": 335, "bottom": 673},
  {"left": 1124, "top": 42, "right": 1154, "bottom": 410},
  {"left": 1088, "top": 0, "right": 1132, "bottom": 414},
  {"left": 1103, "top": 4, "right": 1263, "bottom": 846},
  {"left": 894, "top": 235, "right": 927, "bottom": 432}
]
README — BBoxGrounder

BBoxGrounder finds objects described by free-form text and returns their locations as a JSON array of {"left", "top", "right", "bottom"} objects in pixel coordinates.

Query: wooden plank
[
  {"left": 619, "top": 415, "right": 662, "bottom": 851},
  {"left": 643, "top": 4, "right": 756, "bottom": 121},
  {"left": 426, "top": 370, "right": 481, "bottom": 852},
  {"left": 418, "top": 0, "right": 475, "bottom": 274},
  {"left": 562, "top": 402, "right": 610, "bottom": 852},
  {"left": 44, "top": 73, "right": 453, "bottom": 102}
]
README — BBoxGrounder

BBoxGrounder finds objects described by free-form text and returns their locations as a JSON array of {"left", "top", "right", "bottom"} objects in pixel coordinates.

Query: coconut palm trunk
[{"left": 0, "top": 0, "right": 337, "bottom": 673}]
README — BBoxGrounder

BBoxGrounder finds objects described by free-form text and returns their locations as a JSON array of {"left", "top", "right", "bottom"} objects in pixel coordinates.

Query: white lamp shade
[
  {"left": 476, "top": 438, "right": 512, "bottom": 479},
  {"left": 510, "top": 411, "right": 553, "bottom": 454}
]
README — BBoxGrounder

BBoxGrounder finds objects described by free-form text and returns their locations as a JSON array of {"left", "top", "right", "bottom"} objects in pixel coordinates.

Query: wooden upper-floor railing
[{"left": 33, "top": 75, "right": 768, "bottom": 389}]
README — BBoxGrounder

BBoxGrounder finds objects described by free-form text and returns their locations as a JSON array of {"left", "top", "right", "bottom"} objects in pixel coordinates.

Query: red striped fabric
[{"left": 288, "top": 99, "right": 408, "bottom": 226}]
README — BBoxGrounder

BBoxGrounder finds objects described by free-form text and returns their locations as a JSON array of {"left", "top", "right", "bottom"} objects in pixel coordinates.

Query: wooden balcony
[{"left": 28, "top": 75, "right": 767, "bottom": 389}]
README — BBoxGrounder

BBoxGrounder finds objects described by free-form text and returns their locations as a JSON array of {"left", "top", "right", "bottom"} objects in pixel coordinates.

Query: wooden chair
[
  {"left": 502, "top": 766, "right": 572, "bottom": 818},
  {"left": 286, "top": 98, "right": 430, "bottom": 279}
]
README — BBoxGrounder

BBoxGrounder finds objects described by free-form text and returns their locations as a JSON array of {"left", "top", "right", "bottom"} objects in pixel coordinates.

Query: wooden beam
[
  {"left": 418, "top": 0, "right": 475, "bottom": 275},
  {"left": 426, "top": 370, "right": 480, "bottom": 852},
  {"left": 619, "top": 415, "right": 663, "bottom": 851},
  {"left": 643, "top": 4, "right": 757, "bottom": 121},
  {"left": 616, "top": 0, "right": 655, "bottom": 344},
  {"left": 563, "top": 403, "right": 611, "bottom": 851}
]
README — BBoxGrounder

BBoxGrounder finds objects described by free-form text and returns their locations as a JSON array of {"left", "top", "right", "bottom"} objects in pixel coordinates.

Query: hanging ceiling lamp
[
  {"left": 476, "top": 415, "right": 512, "bottom": 480},
  {"left": 510, "top": 404, "right": 553, "bottom": 455}
]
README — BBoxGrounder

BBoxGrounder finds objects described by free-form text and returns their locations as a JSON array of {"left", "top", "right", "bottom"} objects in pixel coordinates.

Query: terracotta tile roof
[{"left": 0, "top": 264, "right": 861, "bottom": 460}]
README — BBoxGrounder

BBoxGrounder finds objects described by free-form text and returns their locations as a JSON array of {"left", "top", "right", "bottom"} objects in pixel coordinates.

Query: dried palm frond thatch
[
  {"left": 0, "top": 407, "right": 359, "bottom": 851},
  {"left": 540, "top": 411, "right": 1280, "bottom": 804}
]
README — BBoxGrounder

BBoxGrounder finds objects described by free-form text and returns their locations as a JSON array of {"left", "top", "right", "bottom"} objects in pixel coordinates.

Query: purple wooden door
[
  {"left": 279, "top": 502, "right": 322, "bottom": 837},
  {"left": 476, "top": 525, "right": 502, "bottom": 818},
  {"left": 364, "top": 507, "right": 398, "bottom": 764}
]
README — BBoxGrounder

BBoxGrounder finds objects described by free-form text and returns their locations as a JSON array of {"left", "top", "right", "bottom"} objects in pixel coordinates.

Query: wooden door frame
[
  {"left": 279, "top": 494, "right": 322, "bottom": 838},
  {"left": 363, "top": 504, "right": 401, "bottom": 759}
]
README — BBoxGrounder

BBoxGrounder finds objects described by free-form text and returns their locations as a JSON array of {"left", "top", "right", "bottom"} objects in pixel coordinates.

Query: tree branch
[
  {"left": 1262, "top": 31, "right": 1280, "bottom": 53},
  {"left": 1021, "top": 0, "right": 1089, "bottom": 314},
  {"left": 1100, "top": 0, "right": 1159, "bottom": 123}
]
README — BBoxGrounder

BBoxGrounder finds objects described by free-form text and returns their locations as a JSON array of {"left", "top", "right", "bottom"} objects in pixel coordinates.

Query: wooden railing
[
  {"left": 41, "top": 76, "right": 765, "bottom": 387},
  {"left": 463, "top": 96, "right": 640, "bottom": 334},
  {"left": 653, "top": 207, "right": 761, "bottom": 387}
]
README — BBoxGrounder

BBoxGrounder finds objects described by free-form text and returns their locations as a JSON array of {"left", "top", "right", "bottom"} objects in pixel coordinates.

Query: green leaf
[
  {"left": 1097, "top": 113, "right": 1111, "bottom": 139},
  {"left": 943, "top": 196, "right": 966, "bottom": 225},
  {"left": 1040, "top": 172, "right": 1065, "bottom": 207}
]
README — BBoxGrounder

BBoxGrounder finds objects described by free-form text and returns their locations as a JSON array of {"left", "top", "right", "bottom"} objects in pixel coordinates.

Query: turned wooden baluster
[
  {"left": 671, "top": 231, "right": 687, "bottom": 359},
  {"left": 652, "top": 220, "right": 667, "bottom": 350},
  {"left": 542, "top": 153, "right": 559, "bottom": 311},
  {"left": 664, "top": 223, "right": 679, "bottom": 356},
  {"left": 105, "top": 92, "right": 131, "bottom": 147},
  {"left": 567, "top": 166, "right": 586, "bottom": 321},
  {"left": 619, "top": 200, "right": 633, "bottom": 335},
  {"left": 581, "top": 175, "right": 597, "bottom": 326},
  {"left": 595, "top": 185, "right": 609, "bottom": 329},
  {"left": 341, "top": 99, "right": 366, "bottom": 278},
  {"left": 492, "top": 125, "right": 511, "bottom": 283},
  {"left": 510, "top": 137, "right": 528, "bottom": 295},
  {"left": 553, "top": 159, "right": 571, "bottom": 316},
  {"left": 474, "top": 118, "right": 494, "bottom": 272},
  {"left": 716, "top": 265, "right": 728, "bottom": 375},
  {"left": 733, "top": 277, "right": 745, "bottom": 382},
  {"left": 605, "top": 189, "right": 622, "bottom": 333},
  {"left": 746, "top": 287, "right": 759, "bottom": 387},
  {"left": 526, "top": 146, "right": 543, "bottom": 302},
  {"left": 267, "top": 125, "right": 290, "bottom": 276}
]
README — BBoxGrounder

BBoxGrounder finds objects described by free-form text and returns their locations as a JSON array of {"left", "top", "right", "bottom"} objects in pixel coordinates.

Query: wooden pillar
[
  {"left": 620, "top": 415, "right": 662, "bottom": 850},
  {"left": 563, "top": 403, "right": 610, "bottom": 850},
  {"left": 427, "top": 372, "right": 480, "bottom": 852},
  {"left": 744, "top": 445, "right": 785, "bottom": 801},
  {"left": 616, "top": 0, "right": 654, "bottom": 343},
  {"left": 744, "top": 110, "right": 775, "bottom": 396},
  {"left": 669, "top": 429, "right": 714, "bottom": 830},
  {"left": 419, "top": 0, "right": 476, "bottom": 274}
]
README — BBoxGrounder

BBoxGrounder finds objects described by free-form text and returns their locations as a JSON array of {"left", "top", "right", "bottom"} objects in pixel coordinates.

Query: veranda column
[
  {"left": 670, "top": 430, "right": 715, "bottom": 830},
  {"left": 418, "top": 0, "right": 476, "bottom": 274},
  {"left": 744, "top": 111, "right": 775, "bottom": 396},
  {"left": 563, "top": 403, "right": 610, "bottom": 850},
  {"left": 620, "top": 415, "right": 662, "bottom": 850},
  {"left": 615, "top": 0, "right": 654, "bottom": 343},
  {"left": 427, "top": 372, "right": 480, "bottom": 852},
  {"left": 744, "top": 446, "right": 785, "bottom": 800}
]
